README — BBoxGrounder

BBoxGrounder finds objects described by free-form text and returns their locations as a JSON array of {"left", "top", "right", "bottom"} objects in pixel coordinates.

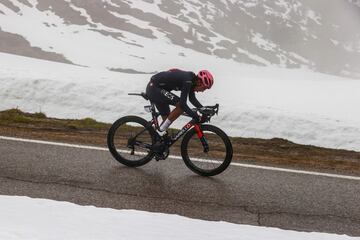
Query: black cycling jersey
[{"left": 147, "top": 69, "right": 203, "bottom": 119}]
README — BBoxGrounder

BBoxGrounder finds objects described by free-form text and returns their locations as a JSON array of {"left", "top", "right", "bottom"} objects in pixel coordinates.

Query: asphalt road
[{"left": 0, "top": 137, "right": 359, "bottom": 236}]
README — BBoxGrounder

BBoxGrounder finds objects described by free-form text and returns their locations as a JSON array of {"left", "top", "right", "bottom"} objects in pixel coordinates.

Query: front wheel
[
  {"left": 181, "top": 124, "right": 233, "bottom": 176},
  {"left": 107, "top": 115, "right": 156, "bottom": 167}
]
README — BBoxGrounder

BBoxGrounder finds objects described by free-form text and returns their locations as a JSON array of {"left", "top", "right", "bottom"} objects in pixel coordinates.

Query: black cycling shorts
[{"left": 146, "top": 81, "right": 180, "bottom": 116}]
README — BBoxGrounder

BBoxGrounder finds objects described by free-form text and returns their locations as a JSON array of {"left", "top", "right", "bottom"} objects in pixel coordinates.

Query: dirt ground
[{"left": 1, "top": 121, "right": 359, "bottom": 176}]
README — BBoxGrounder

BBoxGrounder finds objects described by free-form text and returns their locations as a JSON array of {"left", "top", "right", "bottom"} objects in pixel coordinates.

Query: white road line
[{"left": 1, "top": 135, "right": 360, "bottom": 181}]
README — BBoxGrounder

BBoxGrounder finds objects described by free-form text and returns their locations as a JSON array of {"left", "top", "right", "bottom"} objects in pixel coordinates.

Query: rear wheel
[
  {"left": 107, "top": 116, "right": 156, "bottom": 167},
  {"left": 181, "top": 124, "right": 233, "bottom": 176}
]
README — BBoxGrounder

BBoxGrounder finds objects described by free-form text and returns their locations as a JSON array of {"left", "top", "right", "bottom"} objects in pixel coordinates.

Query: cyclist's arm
[
  {"left": 179, "top": 81, "right": 199, "bottom": 120},
  {"left": 189, "top": 91, "right": 203, "bottom": 108}
]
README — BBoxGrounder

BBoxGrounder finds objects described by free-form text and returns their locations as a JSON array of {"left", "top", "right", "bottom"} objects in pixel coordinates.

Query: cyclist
[{"left": 146, "top": 69, "right": 214, "bottom": 137}]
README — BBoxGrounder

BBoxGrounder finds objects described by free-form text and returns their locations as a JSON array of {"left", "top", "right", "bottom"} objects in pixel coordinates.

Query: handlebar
[
  {"left": 129, "top": 91, "right": 219, "bottom": 122},
  {"left": 192, "top": 104, "right": 219, "bottom": 123},
  {"left": 197, "top": 104, "right": 219, "bottom": 116}
]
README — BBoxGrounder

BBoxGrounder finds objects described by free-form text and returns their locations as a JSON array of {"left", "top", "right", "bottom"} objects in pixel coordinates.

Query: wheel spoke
[
  {"left": 181, "top": 125, "right": 232, "bottom": 176},
  {"left": 107, "top": 116, "right": 155, "bottom": 167},
  {"left": 113, "top": 125, "right": 152, "bottom": 160},
  {"left": 187, "top": 131, "right": 226, "bottom": 170}
]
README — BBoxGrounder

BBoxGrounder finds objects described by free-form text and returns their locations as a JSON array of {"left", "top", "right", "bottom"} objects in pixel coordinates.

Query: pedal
[
  {"left": 154, "top": 147, "right": 169, "bottom": 161},
  {"left": 155, "top": 154, "right": 166, "bottom": 161}
]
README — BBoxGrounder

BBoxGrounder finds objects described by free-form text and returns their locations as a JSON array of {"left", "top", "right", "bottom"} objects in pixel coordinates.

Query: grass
[
  {"left": 66, "top": 117, "right": 109, "bottom": 130},
  {"left": 0, "top": 108, "right": 45, "bottom": 123},
  {"left": 0, "top": 108, "right": 359, "bottom": 174},
  {"left": 0, "top": 108, "right": 110, "bottom": 130}
]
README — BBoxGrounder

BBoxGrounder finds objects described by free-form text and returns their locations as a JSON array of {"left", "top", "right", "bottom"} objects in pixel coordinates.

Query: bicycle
[{"left": 107, "top": 92, "right": 233, "bottom": 176}]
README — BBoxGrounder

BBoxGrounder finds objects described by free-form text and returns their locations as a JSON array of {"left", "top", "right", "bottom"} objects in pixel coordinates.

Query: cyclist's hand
[
  {"left": 199, "top": 107, "right": 216, "bottom": 116},
  {"left": 192, "top": 114, "right": 201, "bottom": 123},
  {"left": 200, "top": 114, "right": 210, "bottom": 123}
]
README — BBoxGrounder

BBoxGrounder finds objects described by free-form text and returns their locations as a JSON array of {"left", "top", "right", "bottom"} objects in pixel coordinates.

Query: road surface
[{"left": 0, "top": 137, "right": 359, "bottom": 236}]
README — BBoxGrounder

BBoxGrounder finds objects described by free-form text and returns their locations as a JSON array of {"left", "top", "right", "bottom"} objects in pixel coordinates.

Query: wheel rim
[
  {"left": 112, "top": 122, "right": 153, "bottom": 162},
  {"left": 185, "top": 129, "right": 228, "bottom": 172}
]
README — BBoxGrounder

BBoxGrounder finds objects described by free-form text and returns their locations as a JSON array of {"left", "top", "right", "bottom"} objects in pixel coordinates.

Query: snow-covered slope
[
  {"left": 0, "top": 0, "right": 359, "bottom": 150},
  {"left": 0, "top": 0, "right": 359, "bottom": 78},
  {"left": 1, "top": 52, "right": 359, "bottom": 151},
  {"left": 0, "top": 195, "right": 357, "bottom": 240}
]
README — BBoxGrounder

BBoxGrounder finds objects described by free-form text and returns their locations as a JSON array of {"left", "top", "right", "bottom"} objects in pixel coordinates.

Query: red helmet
[{"left": 197, "top": 70, "right": 214, "bottom": 89}]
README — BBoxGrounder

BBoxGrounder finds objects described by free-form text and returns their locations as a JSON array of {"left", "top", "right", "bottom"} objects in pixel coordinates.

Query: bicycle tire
[
  {"left": 107, "top": 115, "right": 156, "bottom": 167},
  {"left": 181, "top": 124, "right": 233, "bottom": 176}
]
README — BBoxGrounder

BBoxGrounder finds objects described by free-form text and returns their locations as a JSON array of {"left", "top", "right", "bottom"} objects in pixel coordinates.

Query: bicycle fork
[{"left": 194, "top": 124, "right": 209, "bottom": 153}]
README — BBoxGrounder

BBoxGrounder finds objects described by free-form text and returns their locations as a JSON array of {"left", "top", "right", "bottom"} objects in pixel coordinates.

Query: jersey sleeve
[
  {"left": 179, "top": 81, "right": 199, "bottom": 119},
  {"left": 189, "top": 91, "right": 203, "bottom": 108}
]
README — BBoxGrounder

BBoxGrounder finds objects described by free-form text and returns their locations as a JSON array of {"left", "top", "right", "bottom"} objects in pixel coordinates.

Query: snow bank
[
  {"left": 0, "top": 195, "right": 356, "bottom": 240},
  {"left": 0, "top": 52, "right": 359, "bottom": 151}
]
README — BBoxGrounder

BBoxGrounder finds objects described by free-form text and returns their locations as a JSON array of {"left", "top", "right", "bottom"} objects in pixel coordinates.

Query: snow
[
  {"left": 251, "top": 32, "right": 277, "bottom": 52},
  {"left": 330, "top": 39, "right": 340, "bottom": 46},
  {"left": 0, "top": 52, "right": 360, "bottom": 151},
  {"left": 126, "top": 0, "right": 165, "bottom": 18},
  {"left": 0, "top": 195, "right": 357, "bottom": 240},
  {"left": 0, "top": 0, "right": 261, "bottom": 72},
  {"left": 236, "top": 46, "right": 271, "bottom": 65},
  {"left": 0, "top": 0, "right": 359, "bottom": 151},
  {"left": 0, "top": 0, "right": 190, "bottom": 70},
  {"left": 289, "top": 52, "right": 310, "bottom": 64},
  {"left": 306, "top": 9, "right": 322, "bottom": 25},
  {"left": 0, "top": 1, "right": 359, "bottom": 238}
]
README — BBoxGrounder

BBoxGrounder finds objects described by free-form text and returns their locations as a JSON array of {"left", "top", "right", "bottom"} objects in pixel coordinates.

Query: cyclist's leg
[
  {"left": 146, "top": 83, "right": 170, "bottom": 120},
  {"left": 146, "top": 83, "right": 183, "bottom": 132},
  {"left": 168, "top": 102, "right": 183, "bottom": 122},
  {"left": 155, "top": 90, "right": 180, "bottom": 131},
  {"left": 156, "top": 103, "right": 170, "bottom": 122}
]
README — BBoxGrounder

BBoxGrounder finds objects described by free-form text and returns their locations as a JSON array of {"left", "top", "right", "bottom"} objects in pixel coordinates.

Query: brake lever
[{"left": 214, "top": 104, "right": 219, "bottom": 115}]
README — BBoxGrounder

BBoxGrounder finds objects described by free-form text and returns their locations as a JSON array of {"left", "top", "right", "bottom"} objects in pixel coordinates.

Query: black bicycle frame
[
  {"left": 150, "top": 117, "right": 207, "bottom": 148},
  {"left": 131, "top": 102, "right": 209, "bottom": 151},
  {"left": 168, "top": 121, "right": 195, "bottom": 145}
]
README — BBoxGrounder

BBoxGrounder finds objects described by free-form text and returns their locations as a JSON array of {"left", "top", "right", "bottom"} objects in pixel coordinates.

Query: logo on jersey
[{"left": 161, "top": 89, "right": 174, "bottom": 100}]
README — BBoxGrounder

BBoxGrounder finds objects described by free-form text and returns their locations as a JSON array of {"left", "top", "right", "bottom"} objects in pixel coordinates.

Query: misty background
[{"left": 0, "top": 0, "right": 359, "bottom": 78}]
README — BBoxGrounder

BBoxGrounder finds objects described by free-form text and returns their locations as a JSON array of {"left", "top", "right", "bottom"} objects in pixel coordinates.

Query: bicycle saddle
[{"left": 128, "top": 92, "right": 149, "bottom": 101}]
